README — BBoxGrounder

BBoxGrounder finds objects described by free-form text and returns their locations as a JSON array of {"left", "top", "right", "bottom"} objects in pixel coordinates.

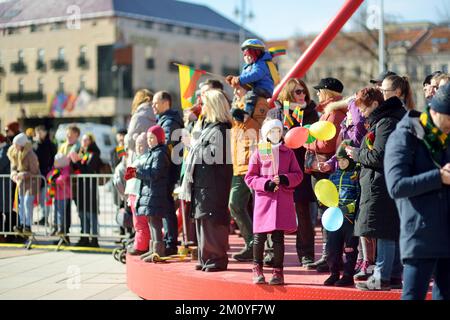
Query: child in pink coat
[
  {"left": 47, "top": 154, "right": 72, "bottom": 236},
  {"left": 245, "top": 119, "right": 303, "bottom": 285}
]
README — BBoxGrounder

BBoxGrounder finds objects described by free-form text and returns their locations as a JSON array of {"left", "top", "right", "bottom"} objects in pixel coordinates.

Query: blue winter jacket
[
  {"left": 384, "top": 110, "right": 450, "bottom": 261},
  {"left": 239, "top": 51, "right": 275, "bottom": 95},
  {"left": 135, "top": 144, "right": 171, "bottom": 217},
  {"left": 329, "top": 167, "right": 360, "bottom": 220}
]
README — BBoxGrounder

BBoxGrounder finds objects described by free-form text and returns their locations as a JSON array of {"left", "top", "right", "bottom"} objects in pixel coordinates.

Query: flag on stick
[
  {"left": 269, "top": 46, "right": 287, "bottom": 58},
  {"left": 177, "top": 64, "right": 206, "bottom": 110}
]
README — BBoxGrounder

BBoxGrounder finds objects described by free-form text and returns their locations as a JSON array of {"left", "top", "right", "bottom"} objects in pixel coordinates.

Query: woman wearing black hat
[{"left": 305, "top": 77, "right": 347, "bottom": 272}]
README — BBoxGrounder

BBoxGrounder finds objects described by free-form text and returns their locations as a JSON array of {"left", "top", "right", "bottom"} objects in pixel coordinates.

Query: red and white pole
[{"left": 269, "top": 0, "right": 364, "bottom": 106}]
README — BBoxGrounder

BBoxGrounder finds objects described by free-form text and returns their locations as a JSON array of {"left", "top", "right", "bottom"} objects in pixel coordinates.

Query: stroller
[{"left": 112, "top": 206, "right": 134, "bottom": 264}]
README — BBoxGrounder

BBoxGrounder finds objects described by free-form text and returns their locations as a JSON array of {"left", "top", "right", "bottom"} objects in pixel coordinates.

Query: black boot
[
  {"left": 76, "top": 237, "right": 90, "bottom": 247},
  {"left": 89, "top": 238, "right": 99, "bottom": 248}
]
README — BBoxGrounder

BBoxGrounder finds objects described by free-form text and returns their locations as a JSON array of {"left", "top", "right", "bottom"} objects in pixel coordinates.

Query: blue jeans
[
  {"left": 18, "top": 194, "right": 34, "bottom": 227},
  {"left": 38, "top": 186, "right": 50, "bottom": 222},
  {"left": 163, "top": 193, "right": 178, "bottom": 249},
  {"left": 402, "top": 258, "right": 450, "bottom": 300},
  {"left": 54, "top": 199, "right": 71, "bottom": 233},
  {"left": 79, "top": 211, "right": 98, "bottom": 235},
  {"left": 373, "top": 238, "right": 403, "bottom": 282}
]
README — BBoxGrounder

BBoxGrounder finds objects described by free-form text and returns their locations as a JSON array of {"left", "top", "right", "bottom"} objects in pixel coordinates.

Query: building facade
[
  {"left": 0, "top": 0, "right": 246, "bottom": 129},
  {"left": 268, "top": 23, "right": 450, "bottom": 111}
]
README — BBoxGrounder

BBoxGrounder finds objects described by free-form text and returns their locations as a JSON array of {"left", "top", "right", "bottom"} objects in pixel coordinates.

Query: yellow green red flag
[{"left": 177, "top": 64, "right": 206, "bottom": 110}]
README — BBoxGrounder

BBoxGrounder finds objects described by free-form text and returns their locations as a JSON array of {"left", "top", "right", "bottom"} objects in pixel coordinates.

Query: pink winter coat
[
  {"left": 245, "top": 144, "right": 303, "bottom": 233},
  {"left": 47, "top": 166, "right": 72, "bottom": 200}
]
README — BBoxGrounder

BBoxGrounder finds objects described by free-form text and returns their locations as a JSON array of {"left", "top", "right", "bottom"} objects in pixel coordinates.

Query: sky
[{"left": 183, "top": 0, "right": 448, "bottom": 40}]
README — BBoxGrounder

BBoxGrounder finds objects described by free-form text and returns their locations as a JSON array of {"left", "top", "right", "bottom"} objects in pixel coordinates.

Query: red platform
[{"left": 127, "top": 232, "right": 431, "bottom": 300}]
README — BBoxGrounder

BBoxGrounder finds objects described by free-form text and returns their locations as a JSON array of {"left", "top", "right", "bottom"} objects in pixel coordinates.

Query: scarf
[
  {"left": 420, "top": 108, "right": 449, "bottom": 166},
  {"left": 179, "top": 123, "right": 218, "bottom": 202}
]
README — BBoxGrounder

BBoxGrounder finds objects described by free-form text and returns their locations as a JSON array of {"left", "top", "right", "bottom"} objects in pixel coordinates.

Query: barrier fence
[{"left": 0, "top": 173, "right": 125, "bottom": 249}]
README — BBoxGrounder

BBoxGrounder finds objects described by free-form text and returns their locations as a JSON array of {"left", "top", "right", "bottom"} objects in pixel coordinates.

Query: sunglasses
[{"left": 294, "top": 89, "right": 306, "bottom": 95}]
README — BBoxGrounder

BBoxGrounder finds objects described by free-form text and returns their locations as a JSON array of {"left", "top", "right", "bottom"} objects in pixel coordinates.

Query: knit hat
[
  {"left": 134, "top": 132, "right": 148, "bottom": 153},
  {"left": 12, "top": 133, "right": 28, "bottom": 147},
  {"left": 147, "top": 125, "right": 166, "bottom": 145},
  {"left": 430, "top": 82, "right": 450, "bottom": 115},
  {"left": 54, "top": 154, "right": 70, "bottom": 168},
  {"left": 261, "top": 119, "right": 283, "bottom": 141},
  {"left": 25, "top": 128, "right": 35, "bottom": 138},
  {"left": 5, "top": 121, "right": 20, "bottom": 134}
]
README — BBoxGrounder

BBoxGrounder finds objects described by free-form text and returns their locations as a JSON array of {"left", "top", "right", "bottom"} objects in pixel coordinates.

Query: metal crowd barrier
[{"left": 0, "top": 173, "right": 125, "bottom": 250}]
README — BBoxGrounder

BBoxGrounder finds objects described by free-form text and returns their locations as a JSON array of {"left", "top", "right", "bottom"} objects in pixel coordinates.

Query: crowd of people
[{"left": 0, "top": 38, "right": 449, "bottom": 300}]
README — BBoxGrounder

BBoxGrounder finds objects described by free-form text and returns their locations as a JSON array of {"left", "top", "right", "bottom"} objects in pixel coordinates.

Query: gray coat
[
  {"left": 385, "top": 110, "right": 450, "bottom": 260},
  {"left": 125, "top": 103, "right": 156, "bottom": 152},
  {"left": 352, "top": 97, "right": 406, "bottom": 240}
]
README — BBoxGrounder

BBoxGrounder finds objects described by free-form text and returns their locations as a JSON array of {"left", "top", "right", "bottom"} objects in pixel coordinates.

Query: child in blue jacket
[
  {"left": 324, "top": 140, "right": 361, "bottom": 287},
  {"left": 226, "top": 39, "right": 280, "bottom": 121}
]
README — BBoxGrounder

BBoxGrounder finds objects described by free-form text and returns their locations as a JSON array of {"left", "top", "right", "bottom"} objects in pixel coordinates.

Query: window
[
  {"left": 424, "top": 65, "right": 432, "bottom": 77},
  {"left": 58, "top": 76, "right": 64, "bottom": 93},
  {"left": 391, "top": 64, "right": 399, "bottom": 74},
  {"left": 442, "top": 64, "right": 448, "bottom": 73},
  {"left": 409, "top": 64, "right": 417, "bottom": 80},
  {"left": 18, "top": 49, "right": 24, "bottom": 62},
  {"left": 18, "top": 78, "right": 24, "bottom": 93},
  {"left": 146, "top": 58, "right": 155, "bottom": 69},
  {"left": 38, "top": 78, "right": 44, "bottom": 92},
  {"left": 353, "top": 66, "right": 361, "bottom": 78},
  {"left": 184, "top": 27, "right": 191, "bottom": 35},
  {"left": 144, "top": 21, "right": 153, "bottom": 29},
  {"left": 58, "top": 47, "right": 65, "bottom": 60},
  {"left": 80, "top": 46, "right": 87, "bottom": 59},
  {"left": 431, "top": 38, "right": 448, "bottom": 45},
  {"left": 38, "top": 49, "right": 45, "bottom": 62},
  {"left": 80, "top": 75, "right": 86, "bottom": 90}
]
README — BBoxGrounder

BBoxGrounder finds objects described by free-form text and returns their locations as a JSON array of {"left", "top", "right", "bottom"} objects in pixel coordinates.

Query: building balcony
[
  {"left": 36, "top": 60, "right": 47, "bottom": 72},
  {"left": 51, "top": 59, "right": 68, "bottom": 71},
  {"left": 7, "top": 91, "right": 45, "bottom": 103},
  {"left": 78, "top": 56, "right": 89, "bottom": 69},
  {"left": 10, "top": 61, "right": 27, "bottom": 74}
]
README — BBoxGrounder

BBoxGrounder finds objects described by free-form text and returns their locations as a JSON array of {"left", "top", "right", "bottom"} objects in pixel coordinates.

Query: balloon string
[{"left": 344, "top": 214, "right": 353, "bottom": 224}]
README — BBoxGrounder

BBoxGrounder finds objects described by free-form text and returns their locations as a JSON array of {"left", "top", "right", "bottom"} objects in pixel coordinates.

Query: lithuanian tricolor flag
[
  {"left": 269, "top": 46, "right": 287, "bottom": 58},
  {"left": 258, "top": 142, "right": 273, "bottom": 162},
  {"left": 177, "top": 64, "right": 206, "bottom": 110}
]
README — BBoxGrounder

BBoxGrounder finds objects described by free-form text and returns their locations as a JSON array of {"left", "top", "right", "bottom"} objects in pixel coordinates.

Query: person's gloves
[
  {"left": 339, "top": 205, "right": 350, "bottom": 216},
  {"left": 124, "top": 167, "right": 136, "bottom": 180},
  {"left": 264, "top": 180, "right": 277, "bottom": 192},
  {"left": 279, "top": 175, "right": 289, "bottom": 186},
  {"left": 231, "top": 108, "right": 246, "bottom": 122},
  {"left": 339, "top": 203, "right": 355, "bottom": 215}
]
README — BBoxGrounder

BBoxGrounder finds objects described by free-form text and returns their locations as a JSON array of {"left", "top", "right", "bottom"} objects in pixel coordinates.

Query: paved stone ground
[{"left": 0, "top": 248, "right": 140, "bottom": 300}]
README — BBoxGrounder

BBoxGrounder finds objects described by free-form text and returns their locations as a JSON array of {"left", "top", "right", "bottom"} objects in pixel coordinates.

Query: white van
[{"left": 55, "top": 122, "right": 115, "bottom": 164}]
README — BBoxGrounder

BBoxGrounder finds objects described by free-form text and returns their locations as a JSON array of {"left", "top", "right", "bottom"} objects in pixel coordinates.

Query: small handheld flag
[
  {"left": 116, "top": 145, "right": 127, "bottom": 158},
  {"left": 258, "top": 142, "right": 273, "bottom": 162},
  {"left": 269, "top": 46, "right": 287, "bottom": 58},
  {"left": 292, "top": 107, "right": 304, "bottom": 126}
]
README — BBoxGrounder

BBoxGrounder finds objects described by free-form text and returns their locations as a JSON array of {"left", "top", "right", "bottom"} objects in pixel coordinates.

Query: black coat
[
  {"left": 353, "top": 97, "right": 406, "bottom": 240},
  {"left": 157, "top": 109, "right": 184, "bottom": 185},
  {"left": 135, "top": 144, "right": 171, "bottom": 217},
  {"left": 74, "top": 143, "right": 101, "bottom": 214},
  {"left": 190, "top": 121, "right": 233, "bottom": 225},
  {"left": 34, "top": 136, "right": 57, "bottom": 176},
  {"left": 385, "top": 110, "right": 450, "bottom": 260}
]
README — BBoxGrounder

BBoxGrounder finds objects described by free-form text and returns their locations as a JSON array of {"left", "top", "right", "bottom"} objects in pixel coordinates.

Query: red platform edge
[{"left": 126, "top": 235, "right": 432, "bottom": 300}]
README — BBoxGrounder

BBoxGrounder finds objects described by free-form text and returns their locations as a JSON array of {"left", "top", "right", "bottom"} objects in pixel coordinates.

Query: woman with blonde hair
[
  {"left": 180, "top": 89, "right": 233, "bottom": 271},
  {"left": 125, "top": 89, "right": 156, "bottom": 161}
]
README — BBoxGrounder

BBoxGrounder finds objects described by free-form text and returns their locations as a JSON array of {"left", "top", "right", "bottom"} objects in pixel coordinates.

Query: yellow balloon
[
  {"left": 309, "top": 121, "right": 336, "bottom": 141},
  {"left": 314, "top": 179, "right": 339, "bottom": 208}
]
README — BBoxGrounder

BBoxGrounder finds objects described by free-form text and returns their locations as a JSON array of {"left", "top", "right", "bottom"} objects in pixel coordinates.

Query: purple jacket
[
  {"left": 245, "top": 144, "right": 303, "bottom": 233},
  {"left": 326, "top": 99, "right": 367, "bottom": 172}
]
